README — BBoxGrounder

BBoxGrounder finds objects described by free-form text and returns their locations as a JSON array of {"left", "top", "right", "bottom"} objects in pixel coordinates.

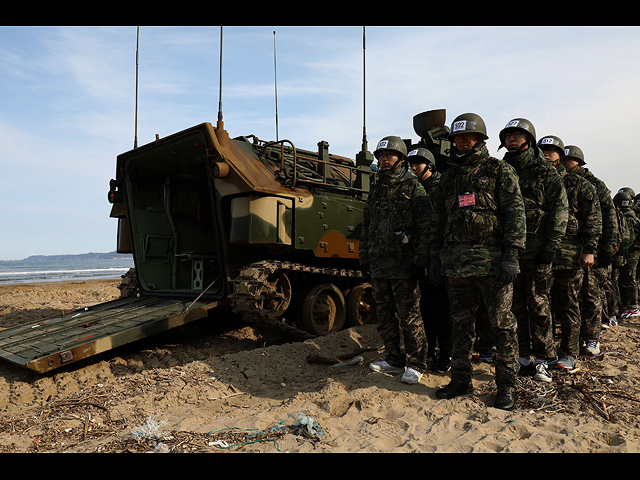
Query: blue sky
[{"left": 1, "top": 26, "right": 639, "bottom": 260}]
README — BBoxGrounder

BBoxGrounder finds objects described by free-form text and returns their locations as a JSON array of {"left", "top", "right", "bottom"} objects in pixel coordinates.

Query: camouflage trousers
[
  {"left": 618, "top": 252, "right": 639, "bottom": 309},
  {"left": 513, "top": 260, "right": 556, "bottom": 360},
  {"left": 580, "top": 266, "right": 607, "bottom": 342},
  {"left": 372, "top": 278, "right": 427, "bottom": 372},
  {"left": 551, "top": 268, "right": 584, "bottom": 357},
  {"left": 446, "top": 276, "right": 519, "bottom": 391}
]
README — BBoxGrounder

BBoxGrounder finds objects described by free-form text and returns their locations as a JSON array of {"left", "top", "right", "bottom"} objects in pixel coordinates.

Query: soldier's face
[
  {"left": 378, "top": 150, "right": 400, "bottom": 169},
  {"left": 504, "top": 130, "right": 529, "bottom": 152},
  {"left": 562, "top": 157, "right": 580, "bottom": 172},
  {"left": 410, "top": 162, "right": 432, "bottom": 180},
  {"left": 541, "top": 148, "right": 561, "bottom": 164},
  {"left": 452, "top": 132, "right": 483, "bottom": 151}
]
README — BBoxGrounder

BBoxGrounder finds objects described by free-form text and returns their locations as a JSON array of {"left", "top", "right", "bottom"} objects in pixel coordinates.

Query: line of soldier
[{"left": 359, "top": 112, "right": 638, "bottom": 411}]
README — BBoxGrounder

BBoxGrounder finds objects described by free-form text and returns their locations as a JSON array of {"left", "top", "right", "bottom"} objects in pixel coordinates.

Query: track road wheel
[
  {"left": 345, "top": 283, "right": 376, "bottom": 327},
  {"left": 263, "top": 270, "right": 292, "bottom": 318},
  {"left": 301, "top": 284, "right": 346, "bottom": 336}
]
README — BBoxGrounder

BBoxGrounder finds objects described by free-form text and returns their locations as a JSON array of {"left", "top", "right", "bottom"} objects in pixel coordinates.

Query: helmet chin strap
[{"left": 380, "top": 157, "right": 403, "bottom": 172}]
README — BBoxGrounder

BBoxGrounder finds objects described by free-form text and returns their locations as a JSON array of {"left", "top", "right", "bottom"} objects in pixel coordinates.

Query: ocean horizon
[{"left": 0, "top": 253, "right": 134, "bottom": 285}]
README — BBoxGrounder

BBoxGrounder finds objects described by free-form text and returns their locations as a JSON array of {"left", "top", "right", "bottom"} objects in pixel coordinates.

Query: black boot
[
  {"left": 494, "top": 389, "right": 518, "bottom": 410},
  {"left": 435, "top": 380, "right": 470, "bottom": 399}
]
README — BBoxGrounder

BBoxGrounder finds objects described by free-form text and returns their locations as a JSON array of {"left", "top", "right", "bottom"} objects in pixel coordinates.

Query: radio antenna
[
  {"left": 355, "top": 26, "right": 373, "bottom": 169},
  {"left": 217, "top": 26, "right": 224, "bottom": 130},
  {"left": 134, "top": 26, "right": 139, "bottom": 149},
  {"left": 273, "top": 30, "right": 279, "bottom": 142},
  {"left": 215, "top": 26, "right": 230, "bottom": 147}
]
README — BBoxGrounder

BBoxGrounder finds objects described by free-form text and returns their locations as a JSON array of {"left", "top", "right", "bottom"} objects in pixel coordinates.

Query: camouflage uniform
[
  {"left": 550, "top": 167, "right": 602, "bottom": 358},
  {"left": 616, "top": 203, "right": 640, "bottom": 313},
  {"left": 576, "top": 168, "right": 618, "bottom": 342},
  {"left": 430, "top": 143, "right": 526, "bottom": 391},
  {"left": 503, "top": 145, "right": 568, "bottom": 361},
  {"left": 416, "top": 169, "right": 452, "bottom": 367},
  {"left": 360, "top": 163, "right": 430, "bottom": 373},
  {"left": 610, "top": 202, "right": 637, "bottom": 318}
]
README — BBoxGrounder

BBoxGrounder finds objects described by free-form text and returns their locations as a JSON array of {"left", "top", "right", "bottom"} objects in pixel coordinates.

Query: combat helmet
[
  {"left": 619, "top": 187, "right": 636, "bottom": 198},
  {"left": 564, "top": 145, "right": 585, "bottom": 165},
  {"left": 498, "top": 118, "right": 536, "bottom": 150},
  {"left": 374, "top": 135, "right": 408, "bottom": 171},
  {"left": 449, "top": 113, "right": 489, "bottom": 140},
  {"left": 614, "top": 190, "right": 634, "bottom": 209},
  {"left": 537, "top": 135, "right": 565, "bottom": 157},
  {"left": 407, "top": 147, "right": 436, "bottom": 169}
]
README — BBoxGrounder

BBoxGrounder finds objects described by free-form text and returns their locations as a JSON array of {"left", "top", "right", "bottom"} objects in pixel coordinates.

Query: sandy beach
[{"left": 0, "top": 278, "right": 639, "bottom": 453}]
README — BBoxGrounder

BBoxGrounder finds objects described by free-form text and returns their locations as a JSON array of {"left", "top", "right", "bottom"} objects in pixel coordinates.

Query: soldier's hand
[
  {"left": 428, "top": 257, "right": 443, "bottom": 285},
  {"left": 534, "top": 249, "right": 554, "bottom": 265},
  {"left": 495, "top": 257, "right": 518, "bottom": 284},
  {"left": 579, "top": 253, "right": 594, "bottom": 268},
  {"left": 407, "top": 262, "right": 426, "bottom": 280},
  {"left": 598, "top": 251, "right": 612, "bottom": 267}
]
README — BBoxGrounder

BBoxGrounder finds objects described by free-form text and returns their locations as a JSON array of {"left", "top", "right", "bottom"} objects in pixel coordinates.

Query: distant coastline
[{"left": 1, "top": 252, "right": 133, "bottom": 262}]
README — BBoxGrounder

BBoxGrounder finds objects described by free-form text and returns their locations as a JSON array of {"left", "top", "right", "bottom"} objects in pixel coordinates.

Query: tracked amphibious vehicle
[{"left": 0, "top": 108, "right": 450, "bottom": 373}]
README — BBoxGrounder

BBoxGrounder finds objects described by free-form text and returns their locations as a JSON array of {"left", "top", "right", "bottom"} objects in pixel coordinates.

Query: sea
[{"left": 0, "top": 255, "right": 135, "bottom": 285}]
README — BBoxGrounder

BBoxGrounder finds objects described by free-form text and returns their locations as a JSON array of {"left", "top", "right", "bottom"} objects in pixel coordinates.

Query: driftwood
[{"left": 306, "top": 347, "right": 383, "bottom": 366}]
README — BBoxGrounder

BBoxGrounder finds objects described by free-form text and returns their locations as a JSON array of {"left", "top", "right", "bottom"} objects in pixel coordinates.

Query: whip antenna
[
  {"left": 355, "top": 26, "right": 373, "bottom": 169},
  {"left": 273, "top": 30, "right": 279, "bottom": 142},
  {"left": 134, "top": 26, "right": 139, "bottom": 149},
  {"left": 217, "top": 26, "right": 224, "bottom": 129},
  {"left": 361, "top": 26, "right": 367, "bottom": 152},
  {"left": 215, "top": 26, "right": 230, "bottom": 147}
]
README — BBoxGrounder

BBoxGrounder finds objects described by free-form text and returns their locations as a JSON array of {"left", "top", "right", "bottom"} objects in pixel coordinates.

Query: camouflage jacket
[
  {"left": 553, "top": 167, "right": 602, "bottom": 269},
  {"left": 359, "top": 165, "right": 430, "bottom": 279},
  {"left": 503, "top": 146, "right": 568, "bottom": 260},
  {"left": 578, "top": 167, "right": 619, "bottom": 259},
  {"left": 612, "top": 206, "right": 640, "bottom": 267},
  {"left": 429, "top": 143, "right": 526, "bottom": 278}
]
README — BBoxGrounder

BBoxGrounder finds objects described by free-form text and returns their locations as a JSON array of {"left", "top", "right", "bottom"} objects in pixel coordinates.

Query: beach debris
[
  {"left": 130, "top": 415, "right": 168, "bottom": 441},
  {"left": 293, "top": 412, "right": 325, "bottom": 439},
  {"left": 332, "top": 354, "right": 364, "bottom": 368}
]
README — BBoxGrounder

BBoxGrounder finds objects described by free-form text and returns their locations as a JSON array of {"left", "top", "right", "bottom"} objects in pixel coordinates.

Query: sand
[{"left": 0, "top": 278, "right": 639, "bottom": 453}]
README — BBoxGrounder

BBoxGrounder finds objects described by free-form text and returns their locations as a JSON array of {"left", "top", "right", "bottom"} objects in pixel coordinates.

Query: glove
[
  {"left": 534, "top": 249, "right": 555, "bottom": 265},
  {"left": 598, "top": 251, "right": 612, "bottom": 268},
  {"left": 428, "top": 257, "right": 443, "bottom": 285},
  {"left": 495, "top": 257, "right": 518, "bottom": 284},
  {"left": 407, "top": 262, "right": 426, "bottom": 280}
]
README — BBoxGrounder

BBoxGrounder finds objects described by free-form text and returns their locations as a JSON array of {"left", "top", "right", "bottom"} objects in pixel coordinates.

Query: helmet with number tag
[
  {"left": 564, "top": 145, "right": 585, "bottom": 165},
  {"left": 499, "top": 118, "right": 536, "bottom": 149},
  {"left": 449, "top": 113, "right": 488, "bottom": 140},
  {"left": 614, "top": 190, "right": 634, "bottom": 209},
  {"left": 537, "top": 135, "right": 565, "bottom": 157},
  {"left": 373, "top": 135, "right": 407, "bottom": 160},
  {"left": 407, "top": 147, "right": 436, "bottom": 169}
]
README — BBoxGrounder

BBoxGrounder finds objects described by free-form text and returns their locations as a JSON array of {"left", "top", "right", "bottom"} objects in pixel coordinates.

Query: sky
[{"left": 1, "top": 25, "right": 639, "bottom": 260}]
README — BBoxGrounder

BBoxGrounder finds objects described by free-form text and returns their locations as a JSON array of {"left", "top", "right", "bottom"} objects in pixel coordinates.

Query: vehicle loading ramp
[{"left": 0, "top": 295, "right": 219, "bottom": 373}]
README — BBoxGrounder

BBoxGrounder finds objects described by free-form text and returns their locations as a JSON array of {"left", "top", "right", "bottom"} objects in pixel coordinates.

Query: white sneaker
[
  {"left": 533, "top": 362, "right": 553, "bottom": 383},
  {"left": 621, "top": 308, "right": 640, "bottom": 319},
  {"left": 369, "top": 360, "right": 404, "bottom": 374},
  {"left": 584, "top": 341, "right": 600, "bottom": 356},
  {"left": 401, "top": 367, "right": 423, "bottom": 385}
]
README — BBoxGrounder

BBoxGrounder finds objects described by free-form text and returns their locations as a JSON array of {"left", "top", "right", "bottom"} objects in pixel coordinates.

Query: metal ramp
[{"left": 0, "top": 295, "right": 219, "bottom": 373}]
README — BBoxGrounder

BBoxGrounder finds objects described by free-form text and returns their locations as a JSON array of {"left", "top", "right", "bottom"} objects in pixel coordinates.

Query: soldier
[
  {"left": 567, "top": 145, "right": 619, "bottom": 356},
  {"left": 429, "top": 113, "right": 526, "bottom": 411},
  {"left": 615, "top": 187, "right": 640, "bottom": 319},
  {"left": 499, "top": 124, "right": 568, "bottom": 385},
  {"left": 611, "top": 190, "right": 640, "bottom": 323},
  {"left": 543, "top": 140, "right": 602, "bottom": 371},
  {"left": 408, "top": 147, "right": 452, "bottom": 373},
  {"left": 360, "top": 135, "right": 430, "bottom": 385}
]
